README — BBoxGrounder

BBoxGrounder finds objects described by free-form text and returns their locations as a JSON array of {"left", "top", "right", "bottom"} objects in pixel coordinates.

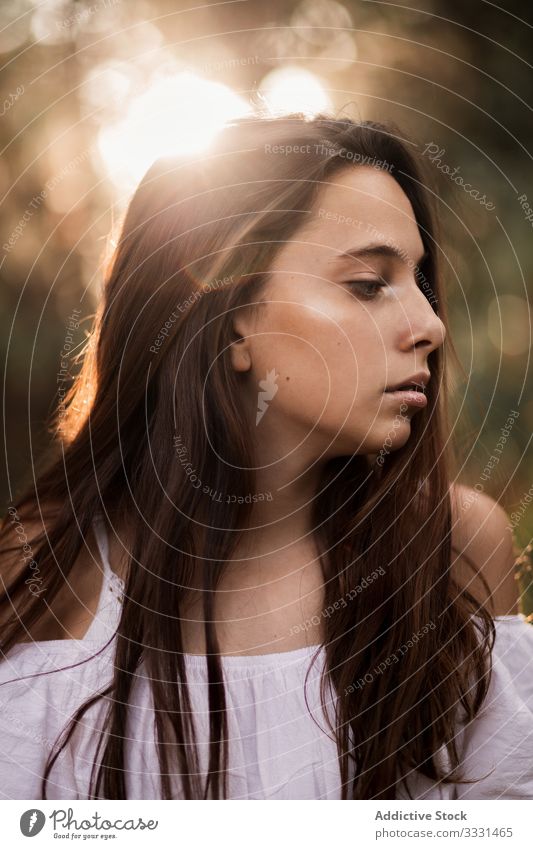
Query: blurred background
[{"left": 0, "top": 0, "right": 531, "bottom": 606}]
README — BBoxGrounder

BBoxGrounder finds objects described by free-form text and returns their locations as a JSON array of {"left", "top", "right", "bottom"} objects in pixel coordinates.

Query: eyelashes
[
  {"left": 344, "top": 278, "right": 433, "bottom": 304},
  {"left": 345, "top": 279, "right": 387, "bottom": 301}
]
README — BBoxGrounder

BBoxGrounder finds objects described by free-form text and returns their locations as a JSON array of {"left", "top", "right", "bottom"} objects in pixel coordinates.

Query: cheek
[
  {"left": 252, "top": 332, "right": 332, "bottom": 422},
  {"left": 252, "top": 306, "right": 387, "bottom": 423}
]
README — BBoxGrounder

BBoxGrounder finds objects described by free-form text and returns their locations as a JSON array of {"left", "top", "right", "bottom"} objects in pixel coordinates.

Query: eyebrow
[{"left": 327, "top": 242, "right": 428, "bottom": 268}]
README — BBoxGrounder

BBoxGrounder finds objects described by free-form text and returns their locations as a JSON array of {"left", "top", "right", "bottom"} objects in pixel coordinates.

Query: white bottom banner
[{"left": 1, "top": 799, "right": 532, "bottom": 848}]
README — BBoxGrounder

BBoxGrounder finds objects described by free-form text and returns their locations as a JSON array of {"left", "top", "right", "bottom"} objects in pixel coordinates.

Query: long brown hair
[{"left": 0, "top": 113, "right": 494, "bottom": 799}]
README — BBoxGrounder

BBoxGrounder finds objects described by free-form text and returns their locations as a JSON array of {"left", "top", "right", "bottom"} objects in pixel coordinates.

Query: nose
[{"left": 398, "top": 285, "right": 446, "bottom": 355}]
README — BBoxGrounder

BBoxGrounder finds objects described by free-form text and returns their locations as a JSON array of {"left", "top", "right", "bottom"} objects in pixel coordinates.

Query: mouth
[{"left": 383, "top": 374, "right": 429, "bottom": 408}]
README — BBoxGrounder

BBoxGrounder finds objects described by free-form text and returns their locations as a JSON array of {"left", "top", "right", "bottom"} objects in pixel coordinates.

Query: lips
[
  {"left": 384, "top": 372, "right": 430, "bottom": 393},
  {"left": 383, "top": 373, "right": 430, "bottom": 409},
  {"left": 384, "top": 387, "right": 427, "bottom": 406},
  {"left": 387, "top": 382, "right": 425, "bottom": 393}
]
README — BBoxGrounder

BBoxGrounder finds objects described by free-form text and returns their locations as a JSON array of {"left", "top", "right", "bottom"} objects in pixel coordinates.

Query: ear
[{"left": 228, "top": 309, "right": 254, "bottom": 373}]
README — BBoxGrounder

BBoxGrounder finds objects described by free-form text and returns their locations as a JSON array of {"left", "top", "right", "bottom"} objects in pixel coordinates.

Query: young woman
[{"left": 1, "top": 114, "right": 533, "bottom": 801}]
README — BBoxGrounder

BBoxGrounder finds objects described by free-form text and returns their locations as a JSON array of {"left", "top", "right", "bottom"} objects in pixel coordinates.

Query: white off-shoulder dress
[{"left": 1, "top": 512, "right": 533, "bottom": 800}]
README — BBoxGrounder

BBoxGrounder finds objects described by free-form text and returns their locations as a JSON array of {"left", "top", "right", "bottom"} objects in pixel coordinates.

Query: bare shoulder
[{"left": 450, "top": 483, "right": 520, "bottom": 616}]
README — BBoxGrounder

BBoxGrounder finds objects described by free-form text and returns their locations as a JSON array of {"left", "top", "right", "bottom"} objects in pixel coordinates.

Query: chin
[
  {"left": 370, "top": 421, "right": 412, "bottom": 452},
  {"left": 329, "top": 428, "right": 409, "bottom": 459}
]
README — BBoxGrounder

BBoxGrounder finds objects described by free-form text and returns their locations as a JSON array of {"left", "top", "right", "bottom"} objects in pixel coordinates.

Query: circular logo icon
[{"left": 20, "top": 809, "right": 46, "bottom": 837}]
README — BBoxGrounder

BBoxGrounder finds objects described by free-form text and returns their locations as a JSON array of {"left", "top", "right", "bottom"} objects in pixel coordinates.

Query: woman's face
[{"left": 230, "top": 165, "right": 446, "bottom": 460}]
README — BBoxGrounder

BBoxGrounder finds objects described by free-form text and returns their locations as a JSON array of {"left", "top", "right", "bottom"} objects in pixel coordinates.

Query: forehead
[{"left": 271, "top": 165, "right": 425, "bottom": 268}]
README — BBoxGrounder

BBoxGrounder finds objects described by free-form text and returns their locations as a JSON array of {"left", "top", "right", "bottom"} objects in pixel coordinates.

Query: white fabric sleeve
[{"left": 453, "top": 616, "right": 533, "bottom": 799}]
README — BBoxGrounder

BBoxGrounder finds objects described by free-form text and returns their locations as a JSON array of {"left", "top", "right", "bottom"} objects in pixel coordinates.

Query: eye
[{"left": 345, "top": 279, "right": 387, "bottom": 300}]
